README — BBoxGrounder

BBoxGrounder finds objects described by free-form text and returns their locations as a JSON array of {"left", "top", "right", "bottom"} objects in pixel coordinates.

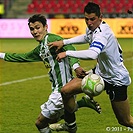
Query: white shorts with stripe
[{"left": 40, "top": 90, "right": 64, "bottom": 121}]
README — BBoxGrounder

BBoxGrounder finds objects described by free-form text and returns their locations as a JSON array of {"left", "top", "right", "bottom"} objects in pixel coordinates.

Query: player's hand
[
  {"left": 48, "top": 40, "right": 64, "bottom": 52},
  {"left": 74, "top": 67, "right": 86, "bottom": 78},
  {"left": 56, "top": 52, "right": 66, "bottom": 62},
  {"left": 85, "top": 69, "right": 93, "bottom": 75}
]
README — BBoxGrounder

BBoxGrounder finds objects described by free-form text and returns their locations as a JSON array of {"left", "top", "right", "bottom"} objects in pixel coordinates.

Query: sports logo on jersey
[{"left": 40, "top": 43, "right": 51, "bottom": 69}]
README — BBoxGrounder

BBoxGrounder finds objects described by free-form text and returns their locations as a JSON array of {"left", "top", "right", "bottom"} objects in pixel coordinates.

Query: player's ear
[
  {"left": 99, "top": 14, "right": 103, "bottom": 21},
  {"left": 44, "top": 24, "right": 48, "bottom": 30}
]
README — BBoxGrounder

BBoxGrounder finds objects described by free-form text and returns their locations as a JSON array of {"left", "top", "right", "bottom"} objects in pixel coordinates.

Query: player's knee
[
  {"left": 118, "top": 119, "right": 133, "bottom": 127},
  {"left": 35, "top": 119, "right": 40, "bottom": 129},
  {"left": 61, "top": 86, "right": 71, "bottom": 97},
  {"left": 35, "top": 119, "right": 45, "bottom": 130},
  {"left": 69, "top": 108, "right": 75, "bottom": 113},
  {"left": 66, "top": 106, "right": 75, "bottom": 113}
]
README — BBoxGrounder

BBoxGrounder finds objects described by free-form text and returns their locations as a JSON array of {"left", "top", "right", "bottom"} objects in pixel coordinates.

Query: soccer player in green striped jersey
[{"left": 0, "top": 14, "right": 101, "bottom": 133}]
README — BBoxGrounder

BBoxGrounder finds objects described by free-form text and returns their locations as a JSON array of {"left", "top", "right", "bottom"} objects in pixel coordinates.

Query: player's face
[
  {"left": 29, "top": 21, "right": 48, "bottom": 42},
  {"left": 84, "top": 12, "right": 102, "bottom": 31}
]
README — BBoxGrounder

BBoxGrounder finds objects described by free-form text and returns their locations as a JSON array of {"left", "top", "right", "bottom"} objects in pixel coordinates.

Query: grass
[{"left": 0, "top": 38, "right": 133, "bottom": 133}]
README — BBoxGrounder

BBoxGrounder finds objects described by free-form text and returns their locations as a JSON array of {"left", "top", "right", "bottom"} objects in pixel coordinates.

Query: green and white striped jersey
[{"left": 4, "top": 33, "right": 80, "bottom": 91}]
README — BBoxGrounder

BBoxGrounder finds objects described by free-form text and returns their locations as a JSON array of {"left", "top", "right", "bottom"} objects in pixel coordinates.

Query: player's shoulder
[
  {"left": 100, "top": 21, "right": 111, "bottom": 33},
  {"left": 96, "top": 21, "right": 113, "bottom": 37},
  {"left": 47, "top": 33, "right": 63, "bottom": 42}
]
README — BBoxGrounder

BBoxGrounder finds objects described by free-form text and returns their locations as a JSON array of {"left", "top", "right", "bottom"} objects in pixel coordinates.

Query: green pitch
[{"left": 0, "top": 38, "right": 133, "bottom": 133}]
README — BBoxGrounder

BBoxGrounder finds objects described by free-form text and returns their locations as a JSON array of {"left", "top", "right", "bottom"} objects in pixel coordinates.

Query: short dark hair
[
  {"left": 84, "top": 2, "right": 101, "bottom": 17},
  {"left": 28, "top": 14, "right": 47, "bottom": 26}
]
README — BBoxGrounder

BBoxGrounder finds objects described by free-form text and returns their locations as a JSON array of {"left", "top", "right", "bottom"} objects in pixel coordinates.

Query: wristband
[
  {"left": 73, "top": 63, "right": 80, "bottom": 70},
  {"left": 0, "top": 53, "right": 5, "bottom": 59}
]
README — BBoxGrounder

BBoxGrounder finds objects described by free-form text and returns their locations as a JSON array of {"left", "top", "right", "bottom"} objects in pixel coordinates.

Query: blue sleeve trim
[{"left": 90, "top": 41, "right": 104, "bottom": 51}]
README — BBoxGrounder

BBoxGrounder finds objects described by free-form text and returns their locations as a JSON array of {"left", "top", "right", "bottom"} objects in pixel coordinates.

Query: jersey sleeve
[
  {"left": 4, "top": 45, "right": 42, "bottom": 62},
  {"left": 66, "top": 49, "right": 98, "bottom": 60},
  {"left": 89, "top": 33, "right": 107, "bottom": 54},
  {"left": 63, "top": 45, "right": 80, "bottom": 70},
  {"left": 63, "top": 34, "right": 87, "bottom": 45}
]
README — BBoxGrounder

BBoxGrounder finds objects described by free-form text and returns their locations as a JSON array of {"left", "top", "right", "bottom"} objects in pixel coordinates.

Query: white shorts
[{"left": 41, "top": 91, "right": 64, "bottom": 121}]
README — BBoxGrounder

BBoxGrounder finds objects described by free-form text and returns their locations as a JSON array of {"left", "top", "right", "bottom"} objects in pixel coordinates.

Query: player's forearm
[
  {"left": 66, "top": 49, "right": 98, "bottom": 60},
  {"left": 64, "top": 44, "right": 80, "bottom": 70},
  {"left": 63, "top": 34, "right": 87, "bottom": 45},
  {"left": 68, "top": 56, "right": 80, "bottom": 70}
]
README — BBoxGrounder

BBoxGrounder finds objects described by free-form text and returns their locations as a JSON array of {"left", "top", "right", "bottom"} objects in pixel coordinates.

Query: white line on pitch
[
  {"left": 0, "top": 75, "right": 48, "bottom": 86},
  {"left": 0, "top": 57, "right": 132, "bottom": 87}
]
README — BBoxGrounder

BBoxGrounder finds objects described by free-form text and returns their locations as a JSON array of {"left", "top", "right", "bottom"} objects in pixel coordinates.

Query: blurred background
[
  {"left": 0, "top": 0, "right": 133, "bottom": 38},
  {"left": 0, "top": 1, "right": 132, "bottom": 133},
  {"left": 0, "top": 0, "right": 133, "bottom": 19}
]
